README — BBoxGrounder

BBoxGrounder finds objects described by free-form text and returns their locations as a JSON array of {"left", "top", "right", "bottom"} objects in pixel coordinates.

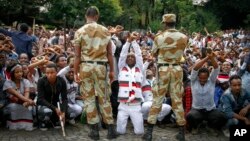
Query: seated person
[
  {"left": 3, "top": 63, "right": 35, "bottom": 131},
  {"left": 37, "top": 63, "right": 67, "bottom": 131},
  {"left": 214, "top": 73, "right": 230, "bottom": 107},
  {"left": 219, "top": 75, "right": 250, "bottom": 137},
  {"left": 0, "top": 75, "right": 6, "bottom": 125},
  {"left": 116, "top": 32, "right": 144, "bottom": 135},
  {"left": 187, "top": 52, "right": 226, "bottom": 135},
  {"left": 221, "top": 59, "right": 235, "bottom": 76},
  {"left": 238, "top": 52, "right": 250, "bottom": 95},
  {"left": 141, "top": 69, "right": 171, "bottom": 125},
  {"left": 57, "top": 60, "right": 82, "bottom": 124}
]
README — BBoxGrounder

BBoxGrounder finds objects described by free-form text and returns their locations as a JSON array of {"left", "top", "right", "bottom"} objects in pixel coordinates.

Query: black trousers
[
  {"left": 186, "top": 108, "right": 227, "bottom": 130},
  {"left": 110, "top": 80, "right": 119, "bottom": 119}
]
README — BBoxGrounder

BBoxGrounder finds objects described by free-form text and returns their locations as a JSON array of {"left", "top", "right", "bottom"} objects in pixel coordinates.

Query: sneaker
[
  {"left": 222, "top": 129, "right": 230, "bottom": 137},
  {"left": 39, "top": 123, "right": 48, "bottom": 131},
  {"left": 68, "top": 119, "right": 76, "bottom": 125}
]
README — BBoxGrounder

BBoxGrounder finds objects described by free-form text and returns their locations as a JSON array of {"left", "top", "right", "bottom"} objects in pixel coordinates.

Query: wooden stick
[{"left": 57, "top": 102, "right": 66, "bottom": 137}]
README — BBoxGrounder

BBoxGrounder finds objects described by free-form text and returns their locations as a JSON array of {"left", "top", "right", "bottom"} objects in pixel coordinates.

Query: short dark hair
[
  {"left": 85, "top": 6, "right": 99, "bottom": 17},
  {"left": 229, "top": 75, "right": 241, "bottom": 84},
  {"left": 20, "top": 23, "right": 29, "bottom": 33},
  {"left": 46, "top": 63, "right": 57, "bottom": 71},
  {"left": 55, "top": 54, "right": 65, "bottom": 64},
  {"left": 198, "top": 67, "right": 210, "bottom": 76},
  {"left": 19, "top": 53, "right": 28, "bottom": 59},
  {"left": 67, "top": 55, "right": 74, "bottom": 65}
]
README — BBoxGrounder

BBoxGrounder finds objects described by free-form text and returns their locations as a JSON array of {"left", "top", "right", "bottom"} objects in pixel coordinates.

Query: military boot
[
  {"left": 142, "top": 124, "right": 154, "bottom": 141},
  {"left": 107, "top": 124, "right": 119, "bottom": 139},
  {"left": 88, "top": 124, "right": 100, "bottom": 140},
  {"left": 175, "top": 126, "right": 185, "bottom": 141}
]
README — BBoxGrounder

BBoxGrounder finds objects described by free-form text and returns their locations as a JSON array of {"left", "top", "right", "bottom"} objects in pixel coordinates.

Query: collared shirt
[
  {"left": 219, "top": 88, "right": 250, "bottom": 119},
  {"left": 190, "top": 68, "right": 220, "bottom": 111},
  {"left": 37, "top": 76, "right": 68, "bottom": 112}
]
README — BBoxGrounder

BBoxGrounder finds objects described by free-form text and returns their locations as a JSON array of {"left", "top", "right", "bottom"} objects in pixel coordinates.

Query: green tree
[
  {"left": 40, "top": 0, "right": 123, "bottom": 27},
  {"left": 206, "top": 0, "right": 250, "bottom": 29},
  {"left": 0, "top": 0, "right": 49, "bottom": 25}
]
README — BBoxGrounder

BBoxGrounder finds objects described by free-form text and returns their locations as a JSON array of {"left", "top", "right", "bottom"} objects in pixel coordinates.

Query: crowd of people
[{"left": 0, "top": 5, "right": 250, "bottom": 141}]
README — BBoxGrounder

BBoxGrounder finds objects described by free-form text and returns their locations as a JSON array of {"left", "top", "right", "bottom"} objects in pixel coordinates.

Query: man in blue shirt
[
  {"left": 219, "top": 75, "right": 250, "bottom": 137},
  {"left": 0, "top": 23, "right": 33, "bottom": 59}
]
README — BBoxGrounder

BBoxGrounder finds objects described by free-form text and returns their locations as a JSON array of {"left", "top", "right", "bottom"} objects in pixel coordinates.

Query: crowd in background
[{"left": 0, "top": 22, "right": 250, "bottom": 138}]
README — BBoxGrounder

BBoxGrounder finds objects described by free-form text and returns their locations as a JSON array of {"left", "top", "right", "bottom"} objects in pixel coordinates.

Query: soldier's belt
[
  {"left": 81, "top": 61, "right": 107, "bottom": 65},
  {"left": 157, "top": 63, "right": 180, "bottom": 67}
]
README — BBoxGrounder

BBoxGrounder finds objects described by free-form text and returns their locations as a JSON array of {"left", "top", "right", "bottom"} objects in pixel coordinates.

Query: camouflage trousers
[
  {"left": 79, "top": 62, "right": 114, "bottom": 125},
  {"left": 148, "top": 65, "right": 186, "bottom": 126}
]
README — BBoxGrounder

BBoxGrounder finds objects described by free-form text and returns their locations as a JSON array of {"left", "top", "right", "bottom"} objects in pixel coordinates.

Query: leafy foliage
[{"left": 0, "top": 0, "right": 249, "bottom": 31}]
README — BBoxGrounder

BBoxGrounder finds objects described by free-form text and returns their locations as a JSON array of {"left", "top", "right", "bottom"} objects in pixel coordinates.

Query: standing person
[
  {"left": 0, "top": 23, "right": 33, "bottom": 59},
  {"left": 37, "top": 63, "right": 67, "bottom": 131},
  {"left": 73, "top": 6, "right": 117, "bottom": 140},
  {"left": 142, "top": 14, "right": 188, "bottom": 141}
]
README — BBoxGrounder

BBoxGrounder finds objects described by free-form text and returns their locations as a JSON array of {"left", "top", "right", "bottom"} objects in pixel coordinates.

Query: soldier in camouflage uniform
[
  {"left": 73, "top": 6, "right": 118, "bottom": 140},
  {"left": 142, "top": 14, "right": 187, "bottom": 141}
]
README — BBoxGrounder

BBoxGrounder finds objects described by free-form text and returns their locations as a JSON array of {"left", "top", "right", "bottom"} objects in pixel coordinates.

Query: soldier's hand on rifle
[{"left": 109, "top": 71, "right": 115, "bottom": 83}]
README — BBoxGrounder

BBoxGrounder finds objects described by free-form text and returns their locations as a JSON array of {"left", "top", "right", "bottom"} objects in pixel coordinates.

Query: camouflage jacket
[
  {"left": 73, "top": 22, "right": 111, "bottom": 62},
  {"left": 152, "top": 29, "right": 187, "bottom": 64}
]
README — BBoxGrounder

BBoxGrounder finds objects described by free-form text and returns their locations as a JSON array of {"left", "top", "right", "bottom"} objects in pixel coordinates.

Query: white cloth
[
  {"left": 4, "top": 103, "right": 33, "bottom": 130},
  {"left": 68, "top": 103, "right": 82, "bottom": 119},
  {"left": 116, "top": 103, "right": 144, "bottom": 135},
  {"left": 118, "top": 66, "right": 143, "bottom": 100},
  {"left": 141, "top": 78, "right": 171, "bottom": 121},
  {"left": 141, "top": 102, "right": 171, "bottom": 121},
  {"left": 118, "top": 41, "right": 144, "bottom": 102},
  {"left": 57, "top": 66, "right": 82, "bottom": 119},
  {"left": 57, "top": 66, "right": 79, "bottom": 104}
]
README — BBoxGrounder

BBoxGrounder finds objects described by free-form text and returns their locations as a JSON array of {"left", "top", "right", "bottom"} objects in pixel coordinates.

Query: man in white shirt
[{"left": 187, "top": 52, "right": 226, "bottom": 135}]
